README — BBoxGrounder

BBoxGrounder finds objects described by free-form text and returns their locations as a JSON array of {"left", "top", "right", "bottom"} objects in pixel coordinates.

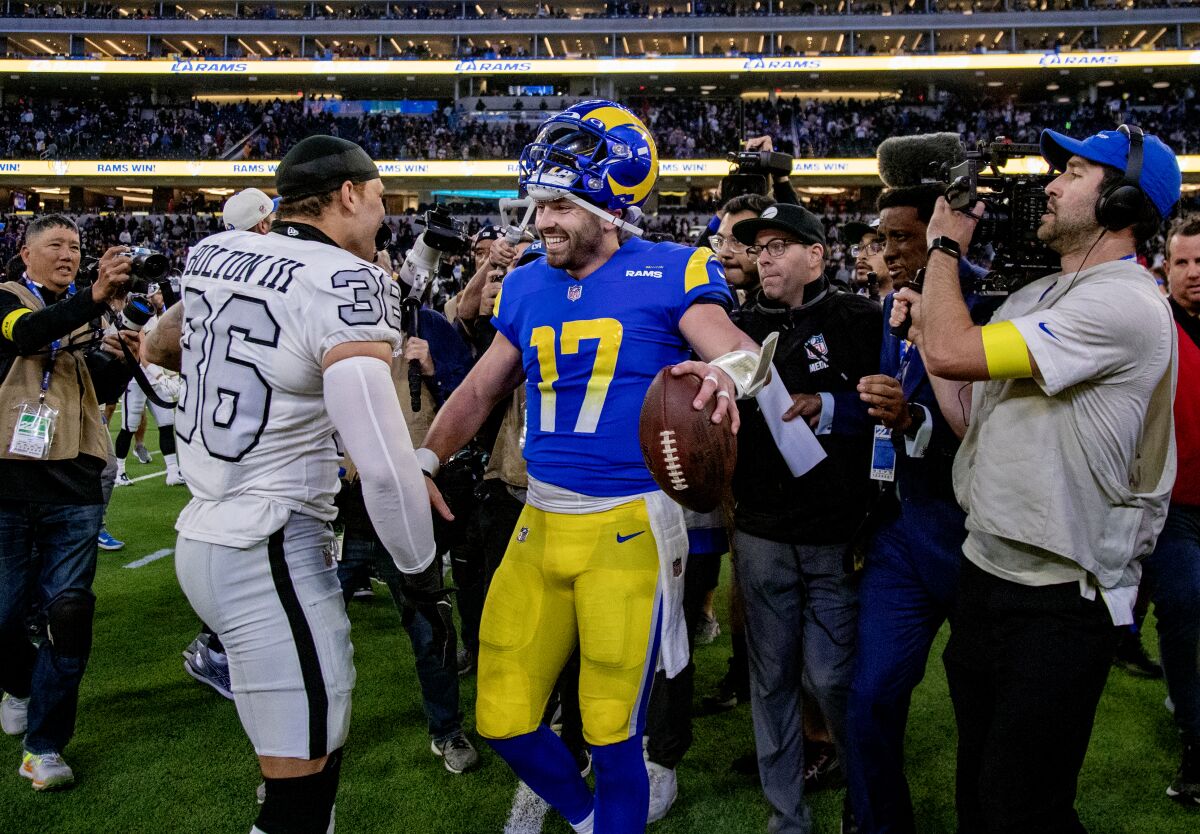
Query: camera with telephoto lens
[
  {"left": 396, "top": 208, "right": 470, "bottom": 310},
  {"left": 75, "top": 246, "right": 171, "bottom": 297},
  {"left": 931, "top": 140, "right": 1060, "bottom": 295},
  {"left": 720, "top": 150, "right": 794, "bottom": 202}
]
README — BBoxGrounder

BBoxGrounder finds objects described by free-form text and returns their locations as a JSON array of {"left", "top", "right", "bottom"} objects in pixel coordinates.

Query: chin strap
[
  {"left": 710, "top": 332, "right": 779, "bottom": 399},
  {"left": 525, "top": 185, "right": 645, "bottom": 238}
]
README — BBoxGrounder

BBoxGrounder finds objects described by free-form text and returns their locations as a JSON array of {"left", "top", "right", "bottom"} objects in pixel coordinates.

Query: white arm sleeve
[{"left": 323, "top": 355, "right": 437, "bottom": 574}]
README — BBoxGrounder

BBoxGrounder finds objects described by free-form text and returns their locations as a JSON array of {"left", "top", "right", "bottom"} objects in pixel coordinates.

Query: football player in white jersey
[{"left": 171, "top": 136, "right": 444, "bottom": 834}]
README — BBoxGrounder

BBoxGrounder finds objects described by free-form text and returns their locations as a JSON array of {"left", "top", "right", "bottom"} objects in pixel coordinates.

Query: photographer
[
  {"left": 0, "top": 214, "right": 138, "bottom": 791},
  {"left": 892, "top": 127, "right": 1181, "bottom": 832}
]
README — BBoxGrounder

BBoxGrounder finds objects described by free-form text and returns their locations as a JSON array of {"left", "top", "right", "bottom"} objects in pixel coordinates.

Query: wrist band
[{"left": 414, "top": 446, "right": 440, "bottom": 479}]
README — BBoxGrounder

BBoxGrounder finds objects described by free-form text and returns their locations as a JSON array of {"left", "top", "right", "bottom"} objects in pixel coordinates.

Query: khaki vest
[
  {"left": 0, "top": 282, "right": 109, "bottom": 463},
  {"left": 484, "top": 387, "right": 528, "bottom": 488},
  {"left": 393, "top": 340, "right": 437, "bottom": 448}
]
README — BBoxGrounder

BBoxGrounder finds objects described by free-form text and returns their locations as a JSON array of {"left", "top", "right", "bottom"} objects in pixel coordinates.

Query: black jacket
[{"left": 731, "top": 279, "right": 882, "bottom": 544}]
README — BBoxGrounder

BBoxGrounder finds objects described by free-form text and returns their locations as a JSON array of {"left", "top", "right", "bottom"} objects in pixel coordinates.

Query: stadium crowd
[
  {"left": 0, "top": 92, "right": 1197, "bottom": 834},
  {"left": 4, "top": 88, "right": 1200, "bottom": 162},
  {"left": 5, "top": 0, "right": 1200, "bottom": 20}
]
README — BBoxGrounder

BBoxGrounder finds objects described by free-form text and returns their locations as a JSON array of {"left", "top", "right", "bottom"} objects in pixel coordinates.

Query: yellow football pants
[{"left": 475, "top": 499, "right": 661, "bottom": 746}]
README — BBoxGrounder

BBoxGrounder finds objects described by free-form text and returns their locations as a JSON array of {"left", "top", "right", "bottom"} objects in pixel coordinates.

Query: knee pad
[
  {"left": 46, "top": 591, "right": 95, "bottom": 659},
  {"left": 255, "top": 748, "right": 343, "bottom": 834}
]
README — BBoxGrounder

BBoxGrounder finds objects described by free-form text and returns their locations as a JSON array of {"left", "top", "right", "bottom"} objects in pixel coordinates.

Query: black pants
[
  {"left": 644, "top": 550, "right": 723, "bottom": 769},
  {"left": 943, "top": 559, "right": 1117, "bottom": 834}
]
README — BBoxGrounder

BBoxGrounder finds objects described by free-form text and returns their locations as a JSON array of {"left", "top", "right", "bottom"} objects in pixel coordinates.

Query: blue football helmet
[{"left": 518, "top": 100, "right": 659, "bottom": 211}]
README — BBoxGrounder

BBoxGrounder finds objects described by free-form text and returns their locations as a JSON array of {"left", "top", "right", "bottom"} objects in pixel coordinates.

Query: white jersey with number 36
[{"left": 174, "top": 228, "right": 403, "bottom": 548}]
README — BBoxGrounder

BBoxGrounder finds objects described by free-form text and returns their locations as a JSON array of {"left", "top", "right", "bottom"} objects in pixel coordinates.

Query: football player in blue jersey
[{"left": 417, "top": 100, "right": 773, "bottom": 833}]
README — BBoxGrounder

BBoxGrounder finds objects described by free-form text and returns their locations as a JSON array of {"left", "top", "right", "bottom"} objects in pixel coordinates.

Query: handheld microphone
[{"left": 890, "top": 268, "right": 925, "bottom": 341}]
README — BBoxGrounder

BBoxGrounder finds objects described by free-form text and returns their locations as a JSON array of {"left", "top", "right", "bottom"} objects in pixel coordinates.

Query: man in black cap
[
  {"left": 842, "top": 219, "right": 887, "bottom": 300},
  {"left": 165, "top": 135, "right": 449, "bottom": 834},
  {"left": 728, "top": 203, "right": 881, "bottom": 833}
]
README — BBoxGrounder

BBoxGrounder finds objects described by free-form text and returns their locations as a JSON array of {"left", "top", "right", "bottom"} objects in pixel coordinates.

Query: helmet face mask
[{"left": 519, "top": 100, "right": 658, "bottom": 213}]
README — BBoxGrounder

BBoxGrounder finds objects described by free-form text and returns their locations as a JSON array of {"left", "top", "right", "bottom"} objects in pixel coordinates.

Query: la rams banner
[
  {"left": 0, "top": 49, "right": 1197, "bottom": 77},
  {"left": 2, "top": 157, "right": 1199, "bottom": 180}
]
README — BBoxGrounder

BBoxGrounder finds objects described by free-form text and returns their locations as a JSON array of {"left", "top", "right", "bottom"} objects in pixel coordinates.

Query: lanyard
[{"left": 21, "top": 275, "right": 75, "bottom": 402}]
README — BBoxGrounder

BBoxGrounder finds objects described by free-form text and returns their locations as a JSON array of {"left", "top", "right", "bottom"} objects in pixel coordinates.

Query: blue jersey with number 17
[{"left": 492, "top": 237, "right": 732, "bottom": 497}]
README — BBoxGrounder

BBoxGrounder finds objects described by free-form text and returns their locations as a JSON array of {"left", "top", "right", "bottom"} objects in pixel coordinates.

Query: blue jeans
[
  {"left": 0, "top": 500, "right": 104, "bottom": 755},
  {"left": 734, "top": 531, "right": 859, "bottom": 834},
  {"left": 1143, "top": 503, "right": 1200, "bottom": 745},
  {"left": 845, "top": 497, "right": 965, "bottom": 834},
  {"left": 336, "top": 536, "right": 462, "bottom": 741}
]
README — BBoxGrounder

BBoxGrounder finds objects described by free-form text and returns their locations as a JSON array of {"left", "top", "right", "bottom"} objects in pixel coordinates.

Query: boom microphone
[{"left": 876, "top": 133, "right": 965, "bottom": 188}]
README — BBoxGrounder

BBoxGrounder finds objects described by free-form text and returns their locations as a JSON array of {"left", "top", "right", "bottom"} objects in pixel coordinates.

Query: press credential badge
[{"left": 9, "top": 402, "right": 58, "bottom": 460}]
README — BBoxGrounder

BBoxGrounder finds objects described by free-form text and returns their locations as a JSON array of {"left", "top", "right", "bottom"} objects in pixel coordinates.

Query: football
[{"left": 639, "top": 366, "right": 737, "bottom": 513}]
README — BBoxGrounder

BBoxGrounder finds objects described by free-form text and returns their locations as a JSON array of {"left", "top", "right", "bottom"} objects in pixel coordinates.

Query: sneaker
[
  {"left": 165, "top": 471, "right": 187, "bottom": 487},
  {"left": 184, "top": 647, "right": 234, "bottom": 700},
  {"left": 114, "top": 472, "right": 133, "bottom": 487},
  {"left": 1, "top": 693, "right": 29, "bottom": 736},
  {"left": 431, "top": 731, "right": 480, "bottom": 774},
  {"left": 1167, "top": 743, "right": 1200, "bottom": 807},
  {"left": 457, "top": 646, "right": 476, "bottom": 677},
  {"left": 97, "top": 528, "right": 125, "bottom": 551},
  {"left": 693, "top": 613, "right": 720, "bottom": 646},
  {"left": 134, "top": 443, "right": 152, "bottom": 464},
  {"left": 19, "top": 751, "right": 74, "bottom": 791},
  {"left": 646, "top": 761, "right": 678, "bottom": 823},
  {"left": 181, "top": 634, "right": 208, "bottom": 662},
  {"left": 351, "top": 581, "right": 375, "bottom": 600},
  {"left": 803, "top": 741, "right": 843, "bottom": 792},
  {"left": 1113, "top": 628, "right": 1163, "bottom": 678},
  {"left": 702, "top": 664, "right": 747, "bottom": 713}
]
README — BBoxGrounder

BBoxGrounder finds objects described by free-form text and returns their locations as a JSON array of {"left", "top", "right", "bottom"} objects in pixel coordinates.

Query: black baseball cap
[
  {"left": 275, "top": 135, "right": 379, "bottom": 200},
  {"left": 732, "top": 203, "right": 827, "bottom": 248},
  {"left": 841, "top": 220, "right": 874, "bottom": 245}
]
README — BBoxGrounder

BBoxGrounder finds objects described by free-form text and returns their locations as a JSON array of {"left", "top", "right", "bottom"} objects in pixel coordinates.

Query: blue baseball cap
[
  {"left": 1039, "top": 127, "right": 1181, "bottom": 218},
  {"left": 517, "top": 239, "right": 546, "bottom": 265}
]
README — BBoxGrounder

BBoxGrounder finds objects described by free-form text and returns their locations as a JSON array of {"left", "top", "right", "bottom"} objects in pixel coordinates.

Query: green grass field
[{"left": 1, "top": 426, "right": 1196, "bottom": 833}]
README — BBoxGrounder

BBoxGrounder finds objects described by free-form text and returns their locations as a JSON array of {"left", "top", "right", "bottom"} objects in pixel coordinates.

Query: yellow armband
[
  {"left": 980, "top": 321, "right": 1033, "bottom": 379},
  {"left": 1, "top": 307, "right": 31, "bottom": 342}
]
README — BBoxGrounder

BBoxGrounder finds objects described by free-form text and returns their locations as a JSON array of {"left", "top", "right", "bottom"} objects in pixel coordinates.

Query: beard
[
  {"left": 544, "top": 221, "right": 606, "bottom": 273},
  {"left": 1037, "top": 209, "right": 1099, "bottom": 255}
]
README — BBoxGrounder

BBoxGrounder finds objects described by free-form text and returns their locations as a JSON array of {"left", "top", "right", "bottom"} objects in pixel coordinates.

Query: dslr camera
[
  {"left": 76, "top": 246, "right": 171, "bottom": 297},
  {"left": 933, "top": 140, "right": 1059, "bottom": 295},
  {"left": 720, "top": 150, "right": 794, "bottom": 203}
]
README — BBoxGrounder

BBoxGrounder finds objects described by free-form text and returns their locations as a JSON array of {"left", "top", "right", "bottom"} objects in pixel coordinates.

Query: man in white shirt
[{"left": 891, "top": 126, "right": 1180, "bottom": 833}]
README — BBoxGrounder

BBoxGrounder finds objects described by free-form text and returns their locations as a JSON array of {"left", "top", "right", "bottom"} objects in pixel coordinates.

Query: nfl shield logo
[
  {"left": 567, "top": 284, "right": 583, "bottom": 302},
  {"left": 517, "top": 526, "right": 529, "bottom": 543}
]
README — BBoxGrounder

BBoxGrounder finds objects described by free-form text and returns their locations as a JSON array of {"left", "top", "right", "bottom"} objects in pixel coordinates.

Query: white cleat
[
  {"left": 114, "top": 472, "right": 133, "bottom": 487},
  {"left": 165, "top": 471, "right": 187, "bottom": 487}
]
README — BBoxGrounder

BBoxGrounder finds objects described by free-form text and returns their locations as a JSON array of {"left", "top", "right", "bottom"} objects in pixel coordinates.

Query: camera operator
[
  {"left": 711, "top": 193, "right": 775, "bottom": 302},
  {"left": 891, "top": 127, "right": 1181, "bottom": 831},
  {"left": 1141, "top": 214, "right": 1200, "bottom": 808},
  {"left": 0, "top": 214, "right": 139, "bottom": 791}
]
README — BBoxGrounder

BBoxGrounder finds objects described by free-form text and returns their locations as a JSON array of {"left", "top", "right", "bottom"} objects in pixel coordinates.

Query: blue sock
[
  {"left": 592, "top": 736, "right": 650, "bottom": 833},
  {"left": 487, "top": 725, "right": 594, "bottom": 826}
]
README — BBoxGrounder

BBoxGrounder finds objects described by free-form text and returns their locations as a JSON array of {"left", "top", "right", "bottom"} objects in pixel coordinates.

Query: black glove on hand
[{"left": 401, "top": 558, "right": 457, "bottom": 669}]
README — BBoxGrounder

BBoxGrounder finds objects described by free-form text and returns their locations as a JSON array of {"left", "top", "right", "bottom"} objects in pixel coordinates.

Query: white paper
[{"left": 753, "top": 364, "right": 827, "bottom": 477}]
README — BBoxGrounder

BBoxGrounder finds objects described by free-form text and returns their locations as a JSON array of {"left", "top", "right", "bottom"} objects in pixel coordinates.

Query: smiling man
[
  {"left": 417, "top": 100, "right": 767, "bottom": 834},
  {"left": 892, "top": 126, "right": 1181, "bottom": 833}
]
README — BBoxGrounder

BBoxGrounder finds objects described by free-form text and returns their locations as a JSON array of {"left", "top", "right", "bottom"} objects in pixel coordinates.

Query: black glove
[{"left": 401, "top": 557, "right": 457, "bottom": 669}]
